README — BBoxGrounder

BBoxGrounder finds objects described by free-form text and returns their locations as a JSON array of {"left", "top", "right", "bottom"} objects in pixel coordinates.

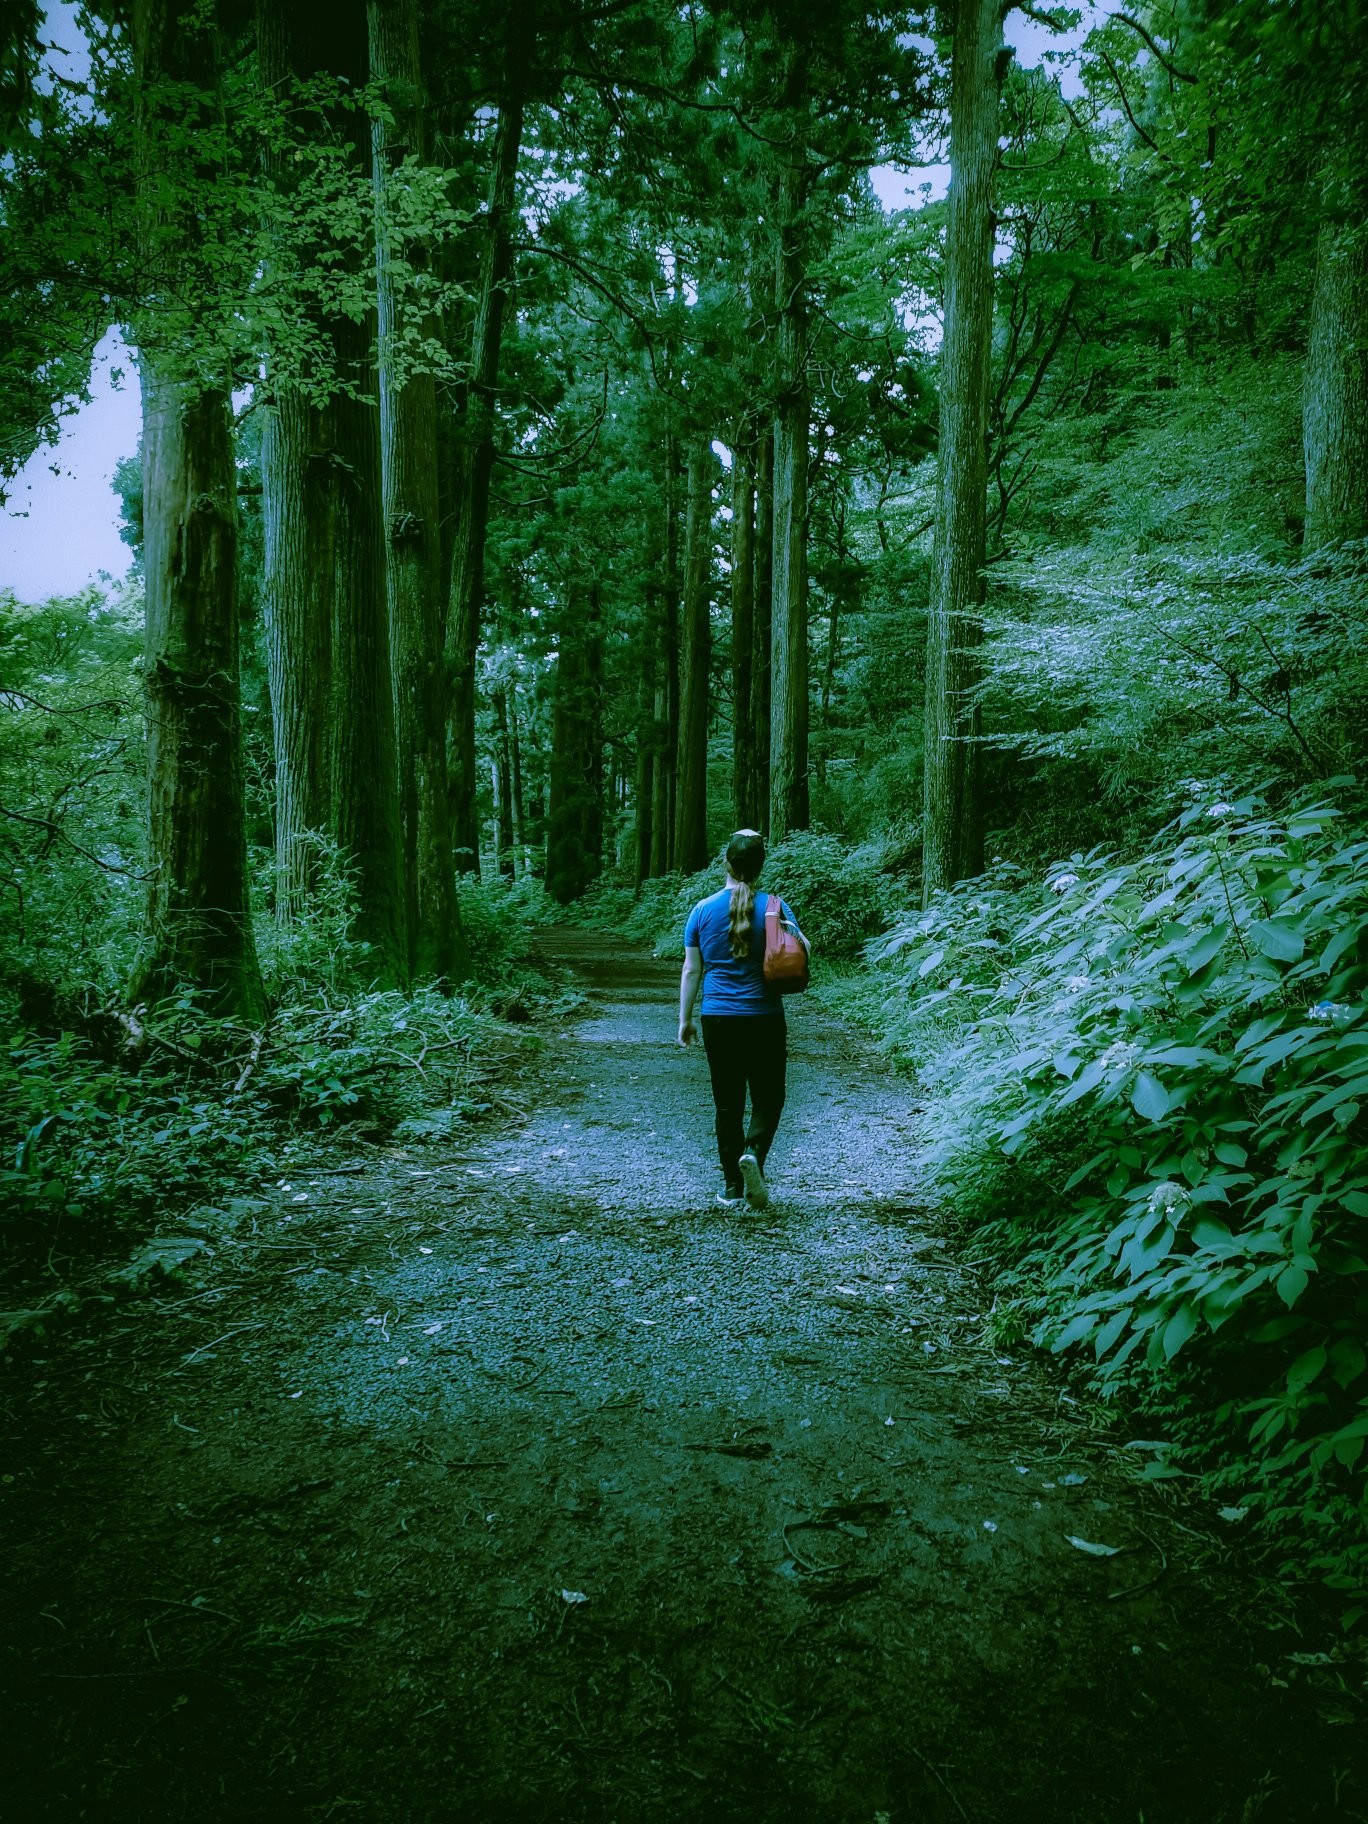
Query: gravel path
[{"left": 2, "top": 933, "right": 1359, "bottom": 1822}]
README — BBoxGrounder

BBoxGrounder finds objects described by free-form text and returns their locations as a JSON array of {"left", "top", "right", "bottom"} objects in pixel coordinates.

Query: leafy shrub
[
  {"left": 1, "top": 1030, "right": 264, "bottom": 1232},
  {"left": 571, "top": 832, "right": 908, "bottom": 960},
  {"left": 871, "top": 788, "right": 1368, "bottom": 1597}
]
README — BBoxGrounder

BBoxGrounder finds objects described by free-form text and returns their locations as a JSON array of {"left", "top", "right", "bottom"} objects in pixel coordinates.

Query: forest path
[{"left": 3, "top": 933, "right": 1357, "bottom": 1823}]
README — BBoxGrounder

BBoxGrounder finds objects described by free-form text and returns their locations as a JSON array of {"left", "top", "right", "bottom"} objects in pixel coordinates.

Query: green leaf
[
  {"left": 1057, "top": 1057, "right": 1107, "bottom": 1106},
  {"left": 1277, "top": 1264, "right": 1309, "bottom": 1308},
  {"left": 1183, "top": 927, "right": 1230, "bottom": 973},
  {"left": 1162, "top": 1302, "right": 1199, "bottom": 1359},
  {"left": 1130, "top": 1071, "right": 1171, "bottom": 1121},
  {"left": 1250, "top": 918, "right": 1305, "bottom": 962}
]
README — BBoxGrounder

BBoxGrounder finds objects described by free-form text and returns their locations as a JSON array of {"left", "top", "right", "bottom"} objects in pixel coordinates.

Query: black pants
[{"left": 700, "top": 1014, "right": 787, "bottom": 1190}]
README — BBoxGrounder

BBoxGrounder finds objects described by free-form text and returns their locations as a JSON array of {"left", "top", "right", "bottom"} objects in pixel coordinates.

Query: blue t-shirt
[{"left": 683, "top": 888, "right": 802, "bottom": 1016}]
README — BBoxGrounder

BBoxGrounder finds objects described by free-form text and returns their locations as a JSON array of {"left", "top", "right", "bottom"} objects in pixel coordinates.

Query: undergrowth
[
  {"left": 867, "top": 782, "right": 1368, "bottom": 1617},
  {"left": 1, "top": 864, "right": 558, "bottom": 1282}
]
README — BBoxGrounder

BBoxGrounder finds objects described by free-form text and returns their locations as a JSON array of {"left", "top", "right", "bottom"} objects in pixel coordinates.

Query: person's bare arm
[{"left": 679, "top": 945, "right": 704, "bottom": 1045}]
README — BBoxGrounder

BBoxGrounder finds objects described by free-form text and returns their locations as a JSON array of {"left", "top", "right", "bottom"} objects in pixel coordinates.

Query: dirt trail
[{"left": 2, "top": 933, "right": 1361, "bottom": 1823}]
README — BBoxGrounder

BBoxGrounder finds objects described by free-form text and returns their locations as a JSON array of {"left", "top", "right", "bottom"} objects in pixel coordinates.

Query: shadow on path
[{"left": 2, "top": 933, "right": 1361, "bottom": 1822}]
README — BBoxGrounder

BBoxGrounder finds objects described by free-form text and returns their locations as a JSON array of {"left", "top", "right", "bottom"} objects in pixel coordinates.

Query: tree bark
[
  {"left": 921, "top": 0, "right": 1004, "bottom": 903},
  {"left": 633, "top": 592, "right": 657, "bottom": 887},
  {"left": 259, "top": 385, "right": 333, "bottom": 925},
  {"left": 545, "top": 593, "right": 604, "bottom": 904},
  {"left": 131, "top": 0, "right": 264, "bottom": 1018},
  {"left": 446, "top": 52, "right": 526, "bottom": 873},
  {"left": 650, "top": 437, "right": 681, "bottom": 875},
  {"left": 769, "top": 152, "right": 810, "bottom": 842},
  {"left": 328, "top": 298, "right": 405, "bottom": 977},
  {"left": 674, "top": 437, "right": 715, "bottom": 874},
  {"left": 369, "top": 0, "right": 465, "bottom": 981},
  {"left": 257, "top": 4, "right": 335, "bottom": 929},
  {"left": 752, "top": 425, "right": 774, "bottom": 838},
  {"left": 507, "top": 685, "right": 527, "bottom": 871},
  {"left": 730, "top": 433, "right": 758, "bottom": 829},
  {"left": 256, "top": 1, "right": 404, "bottom": 978},
  {"left": 1304, "top": 221, "right": 1368, "bottom": 550},
  {"left": 493, "top": 687, "right": 516, "bottom": 876}
]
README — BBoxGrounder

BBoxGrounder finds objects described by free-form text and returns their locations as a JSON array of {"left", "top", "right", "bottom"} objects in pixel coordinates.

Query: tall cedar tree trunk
[
  {"left": 493, "top": 689, "right": 516, "bottom": 876},
  {"left": 770, "top": 145, "right": 810, "bottom": 841},
  {"left": 650, "top": 436, "right": 681, "bottom": 875},
  {"left": 632, "top": 589, "right": 658, "bottom": 887},
  {"left": 921, "top": 0, "right": 1004, "bottom": 903},
  {"left": 674, "top": 437, "right": 715, "bottom": 874},
  {"left": 545, "top": 594, "right": 604, "bottom": 904},
  {"left": 1304, "top": 222, "right": 1368, "bottom": 549},
  {"left": 730, "top": 432, "right": 758, "bottom": 829},
  {"left": 131, "top": 0, "right": 264, "bottom": 1018},
  {"left": 752, "top": 426, "right": 774, "bottom": 837},
  {"left": 258, "top": 3, "right": 405, "bottom": 977},
  {"left": 258, "top": 6, "right": 333, "bottom": 927},
  {"left": 368, "top": 0, "right": 465, "bottom": 981},
  {"left": 446, "top": 46, "right": 526, "bottom": 873},
  {"left": 324, "top": 3, "right": 404, "bottom": 976},
  {"left": 508, "top": 687, "right": 527, "bottom": 871}
]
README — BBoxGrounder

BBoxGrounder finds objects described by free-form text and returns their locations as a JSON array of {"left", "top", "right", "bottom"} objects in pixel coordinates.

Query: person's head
[
  {"left": 724, "top": 830, "right": 765, "bottom": 958},
  {"left": 725, "top": 829, "right": 765, "bottom": 885}
]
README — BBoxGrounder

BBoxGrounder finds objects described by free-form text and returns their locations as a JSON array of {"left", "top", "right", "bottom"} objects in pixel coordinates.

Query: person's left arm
[{"left": 679, "top": 945, "right": 704, "bottom": 1045}]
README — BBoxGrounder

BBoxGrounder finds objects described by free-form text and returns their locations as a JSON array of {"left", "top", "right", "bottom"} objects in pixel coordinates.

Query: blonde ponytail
[{"left": 728, "top": 880, "right": 757, "bottom": 958}]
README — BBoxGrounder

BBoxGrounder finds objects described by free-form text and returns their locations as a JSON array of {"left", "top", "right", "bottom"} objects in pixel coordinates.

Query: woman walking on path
[{"left": 678, "top": 830, "right": 808, "bottom": 1209}]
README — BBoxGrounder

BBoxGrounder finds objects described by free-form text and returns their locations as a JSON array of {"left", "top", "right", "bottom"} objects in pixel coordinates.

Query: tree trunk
[
  {"left": 369, "top": 0, "right": 465, "bottom": 981},
  {"left": 1304, "top": 221, "right": 1368, "bottom": 550},
  {"left": 633, "top": 593, "right": 657, "bottom": 888},
  {"left": 446, "top": 56, "right": 526, "bottom": 873},
  {"left": 493, "top": 688, "right": 516, "bottom": 876},
  {"left": 259, "top": 386, "right": 333, "bottom": 925},
  {"left": 730, "top": 433, "right": 758, "bottom": 829},
  {"left": 752, "top": 425, "right": 774, "bottom": 838},
  {"left": 769, "top": 154, "right": 810, "bottom": 842},
  {"left": 328, "top": 303, "right": 405, "bottom": 977},
  {"left": 323, "top": 2, "right": 404, "bottom": 977},
  {"left": 674, "top": 438, "right": 715, "bottom": 874},
  {"left": 257, "top": 4, "right": 334, "bottom": 927},
  {"left": 921, "top": 0, "right": 1004, "bottom": 903},
  {"left": 545, "top": 594, "right": 604, "bottom": 905},
  {"left": 650, "top": 437, "right": 681, "bottom": 875},
  {"left": 131, "top": 0, "right": 264, "bottom": 1019},
  {"left": 508, "top": 685, "right": 527, "bottom": 871},
  {"left": 257, "top": 0, "right": 404, "bottom": 978}
]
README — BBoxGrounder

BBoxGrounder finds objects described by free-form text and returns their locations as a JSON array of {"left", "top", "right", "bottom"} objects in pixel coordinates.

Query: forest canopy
[{"left": 3, "top": 0, "right": 1368, "bottom": 1614}]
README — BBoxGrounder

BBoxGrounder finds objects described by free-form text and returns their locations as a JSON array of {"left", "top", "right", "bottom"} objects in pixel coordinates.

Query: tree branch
[{"left": 1109, "top": 11, "right": 1197, "bottom": 86}]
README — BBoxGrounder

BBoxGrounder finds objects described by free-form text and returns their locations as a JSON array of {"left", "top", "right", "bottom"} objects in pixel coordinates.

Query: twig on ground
[{"left": 234, "top": 1028, "right": 268, "bottom": 1094}]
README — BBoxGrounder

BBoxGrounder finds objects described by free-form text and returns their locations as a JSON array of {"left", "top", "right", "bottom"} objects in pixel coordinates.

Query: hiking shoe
[{"left": 738, "top": 1150, "right": 769, "bottom": 1210}]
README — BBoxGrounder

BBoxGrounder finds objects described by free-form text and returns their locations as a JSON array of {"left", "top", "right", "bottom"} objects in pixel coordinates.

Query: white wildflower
[
  {"left": 1100, "top": 1040, "right": 1140, "bottom": 1071},
  {"left": 1065, "top": 974, "right": 1090, "bottom": 994},
  {"left": 1206, "top": 802, "right": 1234, "bottom": 818},
  {"left": 1309, "top": 1001, "right": 1354, "bottom": 1027},
  {"left": 1147, "top": 1182, "right": 1191, "bottom": 1216},
  {"left": 1051, "top": 872, "right": 1080, "bottom": 893}
]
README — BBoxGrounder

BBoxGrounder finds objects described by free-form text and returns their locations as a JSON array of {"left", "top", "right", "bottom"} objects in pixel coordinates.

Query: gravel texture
[{"left": 1, "top": 932, "right": 1361, "bottom": 1822}]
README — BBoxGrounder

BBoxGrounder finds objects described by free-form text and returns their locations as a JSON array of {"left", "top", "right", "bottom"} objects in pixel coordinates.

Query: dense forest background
[{"left": 3, "top": 0, "right": 1367, "bottom": 1617}]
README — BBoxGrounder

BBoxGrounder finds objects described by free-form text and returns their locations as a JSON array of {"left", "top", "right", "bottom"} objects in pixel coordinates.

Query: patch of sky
[{"left": 2, "top": 327, "right": 137, "bottom": 604}]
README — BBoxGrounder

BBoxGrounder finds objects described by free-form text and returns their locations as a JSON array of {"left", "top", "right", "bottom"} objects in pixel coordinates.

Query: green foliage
[
  {"left": 871, "top": 788, "right": 1368, "bottom": 1574},
  {"left": 0, "top": 587, "right": 145, "bottom": 1008},
  {"left": 1, "top": 1028, "right": 261, "bottom": 1230},
  {"left": 572, "top": 831, "right": 909, "bottom": 958}
]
